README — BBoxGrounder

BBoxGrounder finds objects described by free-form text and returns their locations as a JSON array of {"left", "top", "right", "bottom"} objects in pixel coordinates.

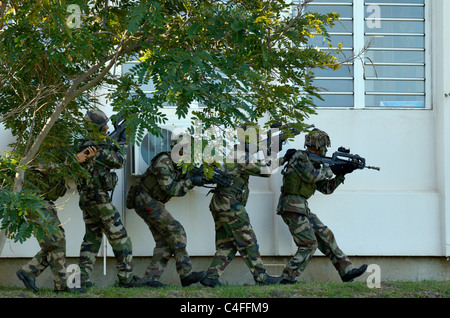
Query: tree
[
  {"left": 110, "top": 0, "right": 341, "bottom": 143},
  {"left": 0, "top": 0, "right": 148, "bottom": 246},
  {"left": 0, "top": 0, "right": 341, "bottom": 246},
  {"left": 0, "top": 153, "right": 60, "bottom": 244}
]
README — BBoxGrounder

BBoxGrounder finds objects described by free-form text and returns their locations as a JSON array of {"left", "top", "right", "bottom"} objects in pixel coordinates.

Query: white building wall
[
  {"left": 303, "top": 109, "right": 441, "bottom": 256},
  {"left": 1, "top": 1, "right": 449, "bottom": 260},
  {"left": 432, "top": 0, "right": 450, "bottom": 257}
]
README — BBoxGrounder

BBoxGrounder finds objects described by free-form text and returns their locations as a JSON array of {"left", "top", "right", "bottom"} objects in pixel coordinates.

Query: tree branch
[
  {"left": 0, "top": 1, "right": 7, "bottom": 30},
  {"left": 270, "top": 0, "right": 314, "bottom": 47}
]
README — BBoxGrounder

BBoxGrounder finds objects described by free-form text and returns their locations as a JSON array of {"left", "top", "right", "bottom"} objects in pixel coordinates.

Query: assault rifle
[
  {"left": 190, "top": 165, "right": 243, "bottom": 192},
  {"left": 190, "top": 165, "right": 233, "bottom": 188},
  {"left": 307, "top": 147, "right": 381, "bottom": 171},
  {"left": 109, "top": 115, "right": 127, "bottom": 144},
  {"left": 77, "top": 115, "right": 127, "bottom": 154}
]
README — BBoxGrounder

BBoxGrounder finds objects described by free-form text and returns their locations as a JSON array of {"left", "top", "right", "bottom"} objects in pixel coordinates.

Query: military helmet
[
  {"left": 84, "top": 109, "right": 109, "bottom": 127},
  {"left": 304, "top": 128, "right": 331, "bottom": 149}
]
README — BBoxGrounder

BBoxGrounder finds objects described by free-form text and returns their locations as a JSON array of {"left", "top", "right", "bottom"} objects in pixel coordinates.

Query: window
[{"left": 299, "top": 0, "right": 429, "bottom": 108}]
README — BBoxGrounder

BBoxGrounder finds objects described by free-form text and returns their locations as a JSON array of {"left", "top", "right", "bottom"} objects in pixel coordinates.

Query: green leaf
[{"left": 127, "top": 2, "right": 149, "bottom": 33}]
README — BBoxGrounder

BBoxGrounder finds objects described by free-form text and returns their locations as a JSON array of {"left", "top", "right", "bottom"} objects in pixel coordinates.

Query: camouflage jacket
[
  {"left": 139, "top": 152, "right": 194, "bottom": 202},
  {"left": 24, "top": 165, "right": 67, "bottom": 202},
  {"left": 77, "top": 138, "right": 126, "bottom": 192},
  {"left": 209, "top": 149, "right": 273, "bottom": 211},
  {"left": 277, "top": 150, "right": 345, "bottom": 214}
]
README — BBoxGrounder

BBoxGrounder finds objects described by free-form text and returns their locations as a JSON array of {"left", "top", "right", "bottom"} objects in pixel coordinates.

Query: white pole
[
  {"left": 0, "top": 230, "right": 6, "bottom": 256},
  {"left": 103, "top": 233, "right": 107, "bottom": 276}
]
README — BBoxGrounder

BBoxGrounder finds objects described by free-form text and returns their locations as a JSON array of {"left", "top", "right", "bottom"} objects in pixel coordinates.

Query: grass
[{"left": 1, "top": 280, "right": 449, "bottom": 299}]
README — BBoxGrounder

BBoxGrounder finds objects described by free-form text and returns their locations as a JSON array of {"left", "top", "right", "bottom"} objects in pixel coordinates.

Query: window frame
[{"left": 305, "top": 0, "right": 431, "bottom": 110}]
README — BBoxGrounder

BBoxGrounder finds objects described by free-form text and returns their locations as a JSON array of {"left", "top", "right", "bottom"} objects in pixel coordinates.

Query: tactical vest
[
  {"left": 216, "top": 172, "right": 250, "bottom": 206},
  {"left": 281, "top": 165, "right": 317, "bottom": 199},
  {"left": 77, "top": 139, "right": 118, "bottom": 192},
  {"left": 138, "top": 152, "right": 174, "bottom": 204}
]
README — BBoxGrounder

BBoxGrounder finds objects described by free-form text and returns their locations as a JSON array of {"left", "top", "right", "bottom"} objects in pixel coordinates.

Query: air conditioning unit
[{"left": 130, "top": 123, "right": 190, "bottom": 175}]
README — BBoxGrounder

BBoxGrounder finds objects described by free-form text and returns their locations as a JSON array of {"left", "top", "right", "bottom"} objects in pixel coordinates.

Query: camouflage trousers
[
  {"left": 206, "top": 202, "right": 267, "bottom": 283},
  {"left": 280, "top": 211, "right": 354, "bottom": 282},
  {"left": 79, "top": 190, "right": 133, "bottom": 284},
  {"left": 20, "top": 203, "right": 68, "bottom": 291},
  {"left": 134, "top": 191, "right": 193, "bottom": 280}
]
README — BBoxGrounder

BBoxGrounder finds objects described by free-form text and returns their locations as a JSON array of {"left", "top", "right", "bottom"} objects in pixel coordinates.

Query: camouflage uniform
[
  {"left": 77, "top": 110, "right": 135, "bottom": 286},
  {"left": 202, "top": 149, "right": 278, "bottom": 285},
  {"left": 17, "top": 167, "right": 71, "bottom": 292},
  {"left": 128, "top": 151, "right": 204, "bottom": 286},
  {"left": 277, "top": 129, "right": 365, "bottom": 283}
]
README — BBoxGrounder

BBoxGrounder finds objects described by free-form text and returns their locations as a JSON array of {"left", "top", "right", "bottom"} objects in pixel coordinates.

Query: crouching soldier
[
  {"left": 76, "top": 109, "right": 145, "bottom": 288},
  {"left": 277, "top": 128, "right": 367, "bottom": 284},
  {"left": 17, "top": 164, "right": 84, "bottom": 293},
  {"left": 126, "top": 135, "right": 206, "bottom": 287},
  {"left": 201, "top": 125, "right": 282, "bottom": 287}
]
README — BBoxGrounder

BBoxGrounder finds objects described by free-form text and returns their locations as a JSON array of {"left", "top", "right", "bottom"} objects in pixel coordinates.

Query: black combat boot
[
  {"left": 280, "top": 278, "right": 298, "bottom": 285},
  {"left": 258, "top": 274, "right": 282, "bottom": 285},
  {"left": 80, "top": 275, "right": 94, "bottom": 289},
  {"left": 141, "top": 276, "right": 167, "bottom": 288},
  {"left": 81, "top": 280, "right": 93, "bottom": 288},
  {"left": 200, "top": 276, "right": 222, "bottom": 287},
  {"left": 181, "top": 271, "right": 207, "bottom": 287},
  {"left": 118, "top": 275, "right": 147, "bottom": 288},
  {"left": 55, "top": 286, "right": 85, "bottom": 293},
  {"left": 16, "top": 270, "right": 39, "bottom": 293},
  {"left": 341, "top": 264, "right": 368, "bottom": 282}
]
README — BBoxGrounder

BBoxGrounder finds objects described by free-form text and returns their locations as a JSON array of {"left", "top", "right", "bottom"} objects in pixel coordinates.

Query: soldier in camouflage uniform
[
  {"left": 76, "top": 109, "right": 144, "bottom": 288},
  {"left": 16, "top": 165, "right": 84, "bottom": 293},
  {"left": 200, "top": 127, "right": 282, "bottom": 287},
  {"left": 277, "top": 128, "right": 367, "bottom": 284},
  {"left": 126, "top": 136, "right": 206, "bottom": 287}
]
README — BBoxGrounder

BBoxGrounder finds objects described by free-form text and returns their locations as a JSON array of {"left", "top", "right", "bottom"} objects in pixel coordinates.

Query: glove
[
  {"left": 189, "top": 175, "right": 205, "bottom": 186},
  {"left": 283, "top": 149, "right": 297, "bottom": 162}
]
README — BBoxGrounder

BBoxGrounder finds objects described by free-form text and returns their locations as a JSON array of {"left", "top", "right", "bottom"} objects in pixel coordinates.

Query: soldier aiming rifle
[
  {"left": 125, "top": 134, "right": 207, "bottom": 287},
  {"left": 75, "top": 109, "right": 145, "bottom": 288},
  {"left": 277, "top": 128, "right": 371, "bottom": 284},
  {"left": 76, "top": 113, "right": 127, "bottom": 159}
]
